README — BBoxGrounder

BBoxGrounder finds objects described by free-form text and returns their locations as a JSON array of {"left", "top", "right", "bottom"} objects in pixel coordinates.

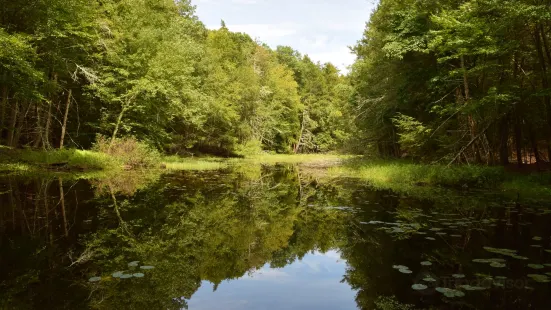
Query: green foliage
[
  {"left": 93, "top": 136, "right": 160, "bottom": 168},
  {"left": 0, "top": 0, "right": 349, "bottom": 157},
  {"left": 349, "top": 0, "right": 551, "bottom": 165}
]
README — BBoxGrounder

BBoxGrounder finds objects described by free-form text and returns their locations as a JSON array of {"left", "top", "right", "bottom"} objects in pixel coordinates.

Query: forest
[
  {"left": 0, "top": 0, "right": 352, "bottom": 158},
  {"left": 1, "top": 0, "right": 551, "bottom": 167}
]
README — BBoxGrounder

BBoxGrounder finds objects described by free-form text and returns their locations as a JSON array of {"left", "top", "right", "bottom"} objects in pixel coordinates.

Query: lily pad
[
  {"left": 484, "top": 247, "right": 518, "bottom": 258},
  {"left": 528, "top": 264, "right": 545, "bottom": 269},
  {"left": 429, "top": 228, "right": 443, "bottom": 232},
  {"left": 399, "top": 268, "right": 413, "bottom": 274},
  {"left": 490, "top": 262, "right": 506, "bottom": 268},
  {"left": 545, "top": 250, "right": 551, "bottom": 254},
  {"left": 530, "top": 245, "right": 542, "bottom": 248},
  {"left": 527, "top": 274, "right": 550, "bottom": 283},
  {"left": 393, "top": 265, "right": 409, "bottom": 270},
  {"left": 132, "top": 273, "right": 145, "bottom": 278},
  {"left": 120, "top": 274, "right": 133, "bottom": 279},
  {"left": 128, "top": 261, "right": 140, "bottom": 267},
  {"left": 436, "top": 287, "right": 465, "bottom": 298},
  {"left": 425, "top": 237, "right": 436, "bottom": 241},
  {"left": 112, "top": 271, "right": 124, "bottom": 278},
  {"left": 423, "top": 276, "right": 437, "bottom": 282},
  {"left": 512, "top": 255, "right": 529, "bottom": 260},
  {"left": 459, "top": 285, "right": 487, "bottom": 291},
  {"left": 450, "top": 234, "right": 462, "bottom": 238},
  {"left": 493, "top": 282, "right": 504, "bottom": 287},
  {"left": 533, "top": 236, "right": 542, "bottom": 241},
  {"left": 436, "top": 232, "right": 447, "bottom": 236},
  {"left": 420, "top": 261, "right": 432, "bottom": 266},
  {"left": 412, "top": 284, "right": 428, "bottom": 290},
  {"left": 140, "top": 266, "right": 155, "bottom": 270},
  {"left": 88, "top": 276, "right": 102, "bottom": 282},
  {"left": 452, "top": 274, "right": 465, "bottom": 278}
]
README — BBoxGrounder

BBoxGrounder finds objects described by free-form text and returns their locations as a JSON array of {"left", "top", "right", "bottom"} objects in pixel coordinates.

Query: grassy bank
[
  {"left": 1, "top": 147, "right": 351, "bottom": 175},
  {"left": 0, "top": 147, "right": 119, "bottom": 174},
  {"left": 328, "top": 159, "right": 551, "bottom": 201}
]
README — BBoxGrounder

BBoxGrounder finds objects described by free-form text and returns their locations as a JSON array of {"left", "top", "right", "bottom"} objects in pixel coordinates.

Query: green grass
[
  {"left": 328, "top": 158, "right": 551, "bottom": 202},
  {"left": 329, "top": 159, "right": 505, "bottom": 188},
  {"left": 161, "top": 156, "right": 227, "bottom": 171},
  {"left": 0, "top": 148, "right": 120, "bottom": 174}
]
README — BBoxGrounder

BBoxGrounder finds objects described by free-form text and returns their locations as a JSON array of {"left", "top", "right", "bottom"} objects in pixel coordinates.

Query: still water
[{"left": 1, "top": 164, "right": 551, "bottom": 309}]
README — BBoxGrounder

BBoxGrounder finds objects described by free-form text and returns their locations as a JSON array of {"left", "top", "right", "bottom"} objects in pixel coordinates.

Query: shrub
[{"left": 94, "top": 136, "right": 160, "bottom": 168}]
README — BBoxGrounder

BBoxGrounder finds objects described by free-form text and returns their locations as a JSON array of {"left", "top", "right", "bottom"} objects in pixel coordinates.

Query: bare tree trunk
[
  {"left": 110, "top": 104, "right": 127, "bottom": 150},
  {"left": 294, "top": 110, "right": 306, "bottom": 153},
  {"left": 540, "top": 24, "right": 551, "bottom": 64},
  {"left": 0, "top": 85, "right": 7, "bottom": 143},
  {"left": 529, "top": 126, "right": 541, "bottom": 170},
  {"left": 44, "top": 73, "right": 57, "bottom": 149},
  {"left": 33, "top": 102, "right": 43, "bottom": 148},
  {"left": 13, "top": 100, "right": 29, "bottom": 147},
  {"left": 534, "top": 27, "right": 551, "bottom": 160},
  {"left": 461, "top": 54, "right": 482, "bottom": 163},
  {"left": 7, "top": 100, "right": 18, "bottom": 147},
  {"left": 44, "top": 102, "right": 52, "bottom": 149},
  {"left": 499, "top": 114, "right": 509, "bottom": 166},
  {"left": 59, "top": 89, "right": 72, "bottom": 149},
  {"left": 514, "top": 112, "right": 523, "bottom": 167}
]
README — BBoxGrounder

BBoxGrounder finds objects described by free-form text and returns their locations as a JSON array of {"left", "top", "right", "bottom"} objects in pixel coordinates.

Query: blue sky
[
  {"left": 187, "top": 251, "right": 357, "bottom": 310},
  {"left": 193, "top": 0, "right": 377, "bottom": 72}
]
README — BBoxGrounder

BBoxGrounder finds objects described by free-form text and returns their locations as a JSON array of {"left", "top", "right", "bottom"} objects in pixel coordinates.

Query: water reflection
[
  {"left": 189, "top": 251, "right": 356, "bottom": 310},
  {"left": 0, "top": 165, "right": 550, "bottom": 309}
]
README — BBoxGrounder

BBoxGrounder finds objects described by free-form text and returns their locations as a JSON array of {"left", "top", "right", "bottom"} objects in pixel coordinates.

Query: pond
[{"left": 1, "top": 164, "right": 551, "bottom": 309}]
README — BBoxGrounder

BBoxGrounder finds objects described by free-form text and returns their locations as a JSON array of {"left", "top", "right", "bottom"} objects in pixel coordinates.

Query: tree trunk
[
  {"left": 7, "top": 100, "right": 18, "bottom": 147},
  {"left": 44, "top": 73, "right": 57, "bottom": 149},
  {"left": 0, "top": 85, "right": 7, "bottom": 143},
  {"left": 33, "top": 102, "right": 43, "bottom": 148},
  {"left": 59, "top": 89, "right": 72, "bottom": 149},
  {"left": 13, "top": 101, "right": 29, "bottom": 147},
  {"left": 294, "top": 110, "right": 306, "bottom": 153},
  {"left": 461, "top": 54, "right": 482, "bottom": 163},
  {"left": 534, "top": 27, "right": 551, "bottom": 161},
  {"left": 514, "top": 112, "right": 523, "bottom": 167},
  {"left": 44, "top": 101, "right": 53, "bottom": 149},
  {"left": 13, "top": 101, "right": 32, "bottom": 147},
  {"left": 110, "top": 104, "right": 127, "bottom": 150},
  {"left": 529, "top": 126, "right": 541, "bottom": 169},
  {"left": 499, "top": 114, "right": 509, "bottom": 166},
  {"left": 540, "top": 24, "right": 551, "bottom": 64}
]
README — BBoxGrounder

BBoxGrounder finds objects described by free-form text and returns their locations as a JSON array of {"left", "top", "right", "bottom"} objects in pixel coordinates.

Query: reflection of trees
[{"left": 0, "top": 165, "right": 356, "bottom": 309}]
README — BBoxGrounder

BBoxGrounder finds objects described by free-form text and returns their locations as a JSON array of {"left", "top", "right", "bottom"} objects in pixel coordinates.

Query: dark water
[{"left": 1, "top": 165, "right": 551, "bottom": 309}]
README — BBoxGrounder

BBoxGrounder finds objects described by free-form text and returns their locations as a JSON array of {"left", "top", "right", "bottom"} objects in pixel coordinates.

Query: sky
[{"left": 193, "top": 0, "right": 377, "bottom": 72}]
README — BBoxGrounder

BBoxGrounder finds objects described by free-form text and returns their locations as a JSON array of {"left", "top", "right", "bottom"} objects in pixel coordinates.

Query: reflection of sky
[{"left": 188, "top": 250, "right": 357, "bottom": 310}]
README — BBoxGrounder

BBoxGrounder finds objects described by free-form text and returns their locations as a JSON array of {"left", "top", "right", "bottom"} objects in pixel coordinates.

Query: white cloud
[
  {"left": 224, "top": 23, "right": 299, "bottom": 39},
  {"left": 232, "top": 0, "right": 259, "bottom": 4}
]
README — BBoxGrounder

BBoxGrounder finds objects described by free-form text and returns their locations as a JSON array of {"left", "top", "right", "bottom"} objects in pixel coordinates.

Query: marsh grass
[
  {"left": 329, "top": 158, "right": 551, "bottom": 202},
  {"left": 161, "top": 156, "right": 227, "bottom": 171},
  {"left": 0, "top": 148, "right": 120, "bottom": 173},
  {"left": 329, "top": 159, "right": 504, "bottom": 188}
]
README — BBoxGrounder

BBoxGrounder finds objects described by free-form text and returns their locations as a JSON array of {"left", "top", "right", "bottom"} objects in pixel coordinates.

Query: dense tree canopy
[
  {"left": 0, "top": 0, "right": 352, "bottom": 156},
  {"left": 350, "top": 0, "right": 551, "bottom": 166},
  {"left": 3, "top": 0, "right": 550, "bottom": 166}
]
